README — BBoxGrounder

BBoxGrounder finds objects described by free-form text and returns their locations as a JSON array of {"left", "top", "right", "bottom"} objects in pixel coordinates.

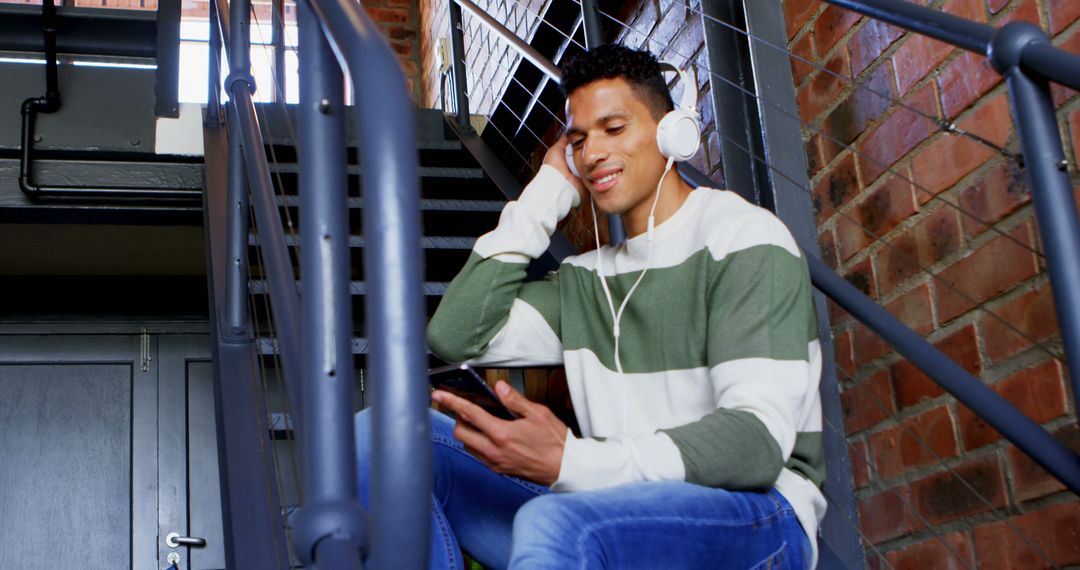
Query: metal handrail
[
  {"left": 449, "top": 0, "right": 1080, "bottom": 496},
  {"left": 209, "top": 0, "right": 430, "bottom": 567},
  {"left": 824, "top": 0, "right": 1080, "bottom": 479}
]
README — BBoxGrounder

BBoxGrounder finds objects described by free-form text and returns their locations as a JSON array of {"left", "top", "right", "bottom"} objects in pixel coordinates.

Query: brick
[
  {"left": 858, "top": 83, "right": 937, "bottom": 184},
  {"left": 1008, "top": 422, "right": 1080, "bottom": 502},
  {"left": 885, "top": 531, "right": 974, "bottom": 570},
  {"left": 911, "top": 94, "right": 1012, "bottom": 198},
  {"left": 980, "top": 283, "right": 1060, "bottom": 362},
  {"left": 821, "top": 64, "right": 894, "bottom": 163},
  {"left": 828, "top": 297, "right": 850, "bottom": 326},
  {"left": 999, "top": 0, "right": 1040, "bottom": 27},
  {"left": 938, "top": 51, "right": 1002, "bottom": 118},
  {"left": 833, "top": 328, "right": 856, "bottom": 378},
  {"left": 871, "top": 405, "right": 958, "bottom": 479},
  {"left": 858, "top": 486, "right": 914, "bottom": 544},
  {"left": 911, "top": 454, "right": 1007, "bottom": 525},
  {"left": 784, "top": 0, "right": 820, "bottom": 40},
  {"left": 836, "top": 173, "right": 916, "bottom": 261},
  {"left": 814, "top": 4, "right": 861, "bottom": 56},
  {"left": 891, "top": 359, "right": 946, "bottom": 409},
  {"left": 853, "top": 321, "right": 889, "bottom": 366},
  {"left": 892, "top": 324, "right": 980, "bottom": 408},
  {"left": 797, "top": 50, "right": 850, "bottom": 123},
  {"left": 851, "top": 439, "right": 870, "bottom": 489},
  {"left": 849, "top": 19, "right": 904, "bottom": 77},
  {"left": 806, "top": 133, "right": 825, "bottom": 178},
  {"left": 935, "top": 224, "right": 1038, "bottom": 323},
  {"left": 666, "top": 19, "right": 705, "bottom": 64},
  {"left": 974, "top": 502, "right": 1080, "bottom": 569},
  {"left": 958, "top": 162, "right": 1031, "bottom": 237},
  {"left": 1050, "top": 0, "right": 1080, "bottom": 36},
  {"left": 958, "top": 359, "right": 1066, "bottom": 450},
  {"left": 1051, "top": 29, "right": 1080, "bottom": 105},
  {"left": 791, "top": 32, "right": 815, "bottom": 86},
  {"left": 891, "top": 33, "right": 952, "bottom": 96},
  {"left": 885, "top": 283, "right": 934, "bottom": 335},
  {"left": 649, "top": 3, "right": 686, "bottom": 49},
  {"left": 813, "top": 153, "right": 859, "bottom": 225},
  {"left": 367, "top": 6, "right": 408, "bottom": 23},
  {"left": 820, "top": 226, "right": 840, "bottom": 270},
  {"left": 876, "top": 205, "right": 962, "bottom": 296},
  {"left": 841, "top": 369, "right": 894, "bottom": 434},
  {"left": 846, "top": 256, "right": 878, "bottom": 297}
]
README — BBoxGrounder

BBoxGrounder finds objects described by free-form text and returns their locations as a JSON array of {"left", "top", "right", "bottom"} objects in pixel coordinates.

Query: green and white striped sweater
[{"left": 427, "top": 165, "right": 827, "bottom": 564}]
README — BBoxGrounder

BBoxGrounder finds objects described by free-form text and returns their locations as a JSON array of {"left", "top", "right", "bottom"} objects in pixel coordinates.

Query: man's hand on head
[
  {"left": 432, "top": 381, "right": 568, "bottom": 486},
  {"left": 543, "top": 136, "right": 589, "bottom": 206}
]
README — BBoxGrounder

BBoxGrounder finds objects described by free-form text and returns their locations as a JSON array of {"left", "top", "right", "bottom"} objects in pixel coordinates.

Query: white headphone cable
[{"left": 590, "top": 157, "right": 675, "bottom": 433}]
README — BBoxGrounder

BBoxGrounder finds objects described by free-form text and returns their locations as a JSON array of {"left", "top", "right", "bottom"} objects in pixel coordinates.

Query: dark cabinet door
[
  {"left": 158, "top": 335, "right": 226, "bottom": 570},
  {"left": 0, "top": 331, "right": 226, "bottom": 570},
  {"left": 0, "top": 335, "right": 158, "bottom": 569}
]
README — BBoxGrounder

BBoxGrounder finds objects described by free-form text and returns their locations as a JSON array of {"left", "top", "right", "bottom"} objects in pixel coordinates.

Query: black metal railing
[{"left": 207, "top": 0, "right": 430, "bottom": 567}]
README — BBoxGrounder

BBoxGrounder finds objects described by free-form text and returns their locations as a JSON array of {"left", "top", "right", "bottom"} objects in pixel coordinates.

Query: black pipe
[
  {"left": 448, "top": 0, "right": 472, "bottom": 133},
  {"left": 18, "top": 0, "right": 200, "bottom": 202}
]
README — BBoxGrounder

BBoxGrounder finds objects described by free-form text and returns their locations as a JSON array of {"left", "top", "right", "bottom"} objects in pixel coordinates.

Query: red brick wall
[{"left": 786, "top": 0, "right": 1080, "bottom": 566}]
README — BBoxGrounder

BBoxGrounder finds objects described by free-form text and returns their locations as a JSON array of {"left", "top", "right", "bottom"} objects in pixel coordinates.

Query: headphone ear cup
[
  {"left": 656, "top": 110, "right": 701, "bottom": 162},
  {"left": 565, "top": 143, "right": 580, "bottom": 178}
]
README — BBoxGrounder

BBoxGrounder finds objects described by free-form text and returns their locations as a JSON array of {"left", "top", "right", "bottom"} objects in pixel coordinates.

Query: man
[{"left": 357, "top": 45, "right": 825, "bottom": 569}]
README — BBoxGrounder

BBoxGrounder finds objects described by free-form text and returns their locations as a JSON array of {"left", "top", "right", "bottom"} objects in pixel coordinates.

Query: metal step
[
  {"left": 273, "top": 196, "right": 504, "bottom": 212},
  {"left": 266, "top": 163, "right": 484, "bottom": 179},
  {"left": 249, "top": 280, "right": 449, "bottom": 296},
  {"left": 260, "top": 136, "right": 462, "bottom": 152},
  {"left": 248, "top": 233, "right": 476, "bottom": 250}
]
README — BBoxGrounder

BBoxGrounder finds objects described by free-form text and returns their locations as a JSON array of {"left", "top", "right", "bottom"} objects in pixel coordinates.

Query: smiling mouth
[{"left": 590, "top": 170, "right": 622, "bottom": 192}]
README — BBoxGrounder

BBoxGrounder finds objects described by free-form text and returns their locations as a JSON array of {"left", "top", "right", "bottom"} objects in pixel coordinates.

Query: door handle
[{"left": 166, "top": 532, "right": 207, "bottom": 548}]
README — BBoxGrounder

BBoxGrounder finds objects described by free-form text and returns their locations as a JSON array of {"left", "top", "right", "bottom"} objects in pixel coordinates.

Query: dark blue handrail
[
  {"left": 209, "top": 0, "right": 431, "bottom": 565},
  {"left": 823, "top": 0, "right": 1080, "bottom": 490},
  {"left": 294, "top": 0, "right": 432, "bottom": 568}
]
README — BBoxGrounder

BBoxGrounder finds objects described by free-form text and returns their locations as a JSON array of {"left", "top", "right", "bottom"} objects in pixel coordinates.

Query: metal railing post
[
  {"left": 290, "top": 0, "right": 367, "bottom": 566},
  {"left": 206, "top": 0, "right": 222, "bottom": 127},
  {"left": 989, "top": 22, "right": 1080, "bottom": 410},
  {"left": 273, "top": 0, "right": 286, "bottom": 101},
  {"left": 448, "top": 0, "right": 472, "bottom": 133},
  {"left": 303, "top": 0, "right": 432, "bottom": 566},
  {"left": 225, "top": 102, "right": 250, "bottom": 337},
  {"left": 225, "top": 0, "right": 305, "bottom": 425},
  {"left": 580, "top": 0, "right": 604, "bottom": 50}
]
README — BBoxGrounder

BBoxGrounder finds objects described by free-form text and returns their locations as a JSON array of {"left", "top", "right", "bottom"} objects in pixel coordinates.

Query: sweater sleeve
[{"left": 426, "top": 165, "right": 578, "bottom": 367}]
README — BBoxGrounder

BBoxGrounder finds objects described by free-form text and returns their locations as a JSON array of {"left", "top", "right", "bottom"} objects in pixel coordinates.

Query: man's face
[{"left": 565, "top": 78, "right": 668, "bottom": 216}]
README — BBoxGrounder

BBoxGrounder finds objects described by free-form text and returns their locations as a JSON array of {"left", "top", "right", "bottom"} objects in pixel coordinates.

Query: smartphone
[{"left": 429, "top": 363, "right": 517, "bottom": 421}]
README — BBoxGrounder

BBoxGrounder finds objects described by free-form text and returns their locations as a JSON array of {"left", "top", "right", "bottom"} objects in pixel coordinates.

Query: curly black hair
[{"left": 558, "top": 45, "right": 674, "bottom": 121}]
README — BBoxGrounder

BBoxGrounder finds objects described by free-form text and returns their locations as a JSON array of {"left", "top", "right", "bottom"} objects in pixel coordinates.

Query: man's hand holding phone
[{"left": 432, "top": 378, "right": 568, "bottom": 486}]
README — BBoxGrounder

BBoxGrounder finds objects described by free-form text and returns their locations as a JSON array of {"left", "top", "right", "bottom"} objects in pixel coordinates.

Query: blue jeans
[{"left": 355, "top": 409, "right": 812, "bottom": 569}]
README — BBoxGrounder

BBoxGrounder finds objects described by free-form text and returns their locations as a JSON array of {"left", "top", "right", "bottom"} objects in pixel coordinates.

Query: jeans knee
[{"left": 510, "top": 495, "right": 587, "bottom": 568}]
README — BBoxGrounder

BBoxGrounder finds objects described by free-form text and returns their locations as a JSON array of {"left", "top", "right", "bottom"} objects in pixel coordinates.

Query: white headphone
[{"left": 565, "top": 63, "right": 700, "bottom": 177}]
